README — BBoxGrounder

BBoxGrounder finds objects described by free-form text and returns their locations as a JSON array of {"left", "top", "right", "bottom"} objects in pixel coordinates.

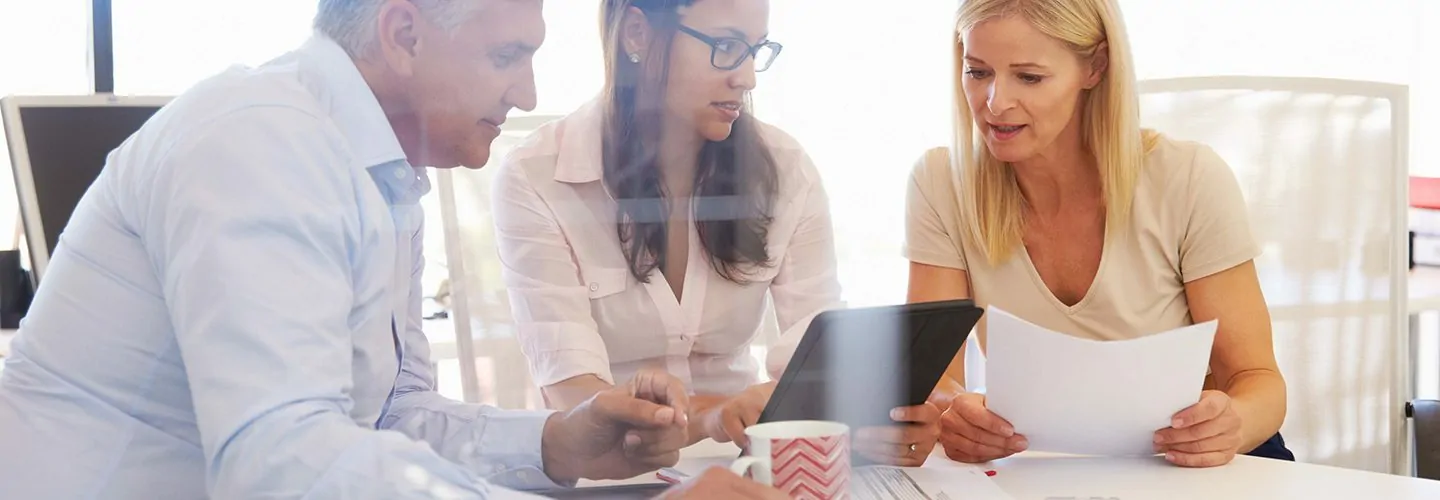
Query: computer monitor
[{"left": 1, "top": 94, "right": 170, "bottom": 284}]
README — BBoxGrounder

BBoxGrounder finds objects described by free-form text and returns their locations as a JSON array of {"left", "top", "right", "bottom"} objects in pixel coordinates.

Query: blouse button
[{"left": 589, "top": 283, "right": 599, "bottom": 292}]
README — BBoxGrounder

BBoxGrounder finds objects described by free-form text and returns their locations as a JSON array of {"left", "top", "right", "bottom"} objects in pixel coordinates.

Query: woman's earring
[{"left": 628, "top": 52, "right": 641, "bottom": 64}]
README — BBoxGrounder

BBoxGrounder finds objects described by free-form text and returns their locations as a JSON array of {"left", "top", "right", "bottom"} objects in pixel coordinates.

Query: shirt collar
[
  {"left": 297, "top": 34, "right": 408, "bottom": 170},
  {"left": 368, "top": 161, "right": 432, "bottom": 206},
  {"left": 553, "top": 98, "right": 606, "bottom": 184},
  {"left": 296, "top": 34, "right": 428, "bottom": 202}
]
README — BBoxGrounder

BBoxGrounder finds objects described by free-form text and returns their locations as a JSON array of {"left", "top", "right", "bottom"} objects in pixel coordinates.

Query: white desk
[
  {"left": 622, "top": 442, "right": 1440, "bottom": 499},
  {"left": 987, "top": 453, "right": 1440, "bottom": 500}
]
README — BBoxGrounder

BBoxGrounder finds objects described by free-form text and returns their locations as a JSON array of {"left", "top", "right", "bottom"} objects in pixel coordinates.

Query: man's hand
[
  {"left": 657, "top": 468, "right": 789, "bottom": 500},
  {"left": 541, "top": 369, "right": 691, "bottom": 482}
]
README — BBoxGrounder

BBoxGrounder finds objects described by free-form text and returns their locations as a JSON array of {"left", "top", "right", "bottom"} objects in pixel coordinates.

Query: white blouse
[{"left": 492, "top": 101, "right": 843, "bottom": 395}]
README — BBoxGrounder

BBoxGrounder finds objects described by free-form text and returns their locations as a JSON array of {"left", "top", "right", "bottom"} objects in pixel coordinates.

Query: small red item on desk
[
  {"left": 985, "top": 470, "right": 997, "bottom": 477},
  {"left": 656, "top": 467, "right": 688, "bottom": 485}
]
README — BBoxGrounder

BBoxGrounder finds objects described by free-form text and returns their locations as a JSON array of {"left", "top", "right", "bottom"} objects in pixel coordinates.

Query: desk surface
[
  {"left": 634, "top": 441, "right": 1440, "bottom": 500},
  {"left": 988, "top": 453, "right": 1440, "bottom": 500}
]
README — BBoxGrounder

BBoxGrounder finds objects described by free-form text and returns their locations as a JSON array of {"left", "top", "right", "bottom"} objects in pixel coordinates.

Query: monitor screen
[{"left": 3, "top": 96, "right": 167, "bottom": 281}]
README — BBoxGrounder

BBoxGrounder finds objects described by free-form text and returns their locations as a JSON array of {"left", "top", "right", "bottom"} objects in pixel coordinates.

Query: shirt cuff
[
  {"left": 517, "top": 324, "right": 616, "bottom": 386},
  {"left": 528, "top": 350, "right": 616, "bottom": 387},
  {"left": 1181, "top": 244, "right": 1262, "bottom": 283},
  {"left": 483, "top": 410, "right": 573, "bottom": 491}
]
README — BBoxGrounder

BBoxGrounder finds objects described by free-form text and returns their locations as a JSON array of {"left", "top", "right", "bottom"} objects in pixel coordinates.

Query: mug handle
[{"left": 730, "top": 456, "right": 771, "bottom": 486}]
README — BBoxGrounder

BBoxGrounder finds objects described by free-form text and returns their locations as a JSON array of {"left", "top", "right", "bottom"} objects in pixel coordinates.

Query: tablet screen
[{"left": 758, "top": 300, "right": 982, "bottom": 429}]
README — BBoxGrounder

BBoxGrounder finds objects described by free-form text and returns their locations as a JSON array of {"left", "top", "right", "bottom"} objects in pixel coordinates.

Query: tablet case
[{"left": 757, "top": 300, "right": 983, "bottom": 429}]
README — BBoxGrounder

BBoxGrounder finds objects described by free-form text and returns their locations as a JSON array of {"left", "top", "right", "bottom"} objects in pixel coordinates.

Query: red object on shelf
[{"left": 1412, "top": 176, "right": 1440, "bottom": 209}]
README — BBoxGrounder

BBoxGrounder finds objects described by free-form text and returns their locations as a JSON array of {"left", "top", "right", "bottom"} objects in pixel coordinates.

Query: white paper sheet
[
  {"left": 854, "top": 466, "right": 1014, "bottom": 500},
  {"left": 984, "top": 306, "right": 1217, "bottom": 457}
]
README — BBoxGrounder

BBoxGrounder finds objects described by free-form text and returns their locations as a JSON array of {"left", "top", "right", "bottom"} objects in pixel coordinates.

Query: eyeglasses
[{"left": 677, "top": 25, "right": 783, "bottom": 72}]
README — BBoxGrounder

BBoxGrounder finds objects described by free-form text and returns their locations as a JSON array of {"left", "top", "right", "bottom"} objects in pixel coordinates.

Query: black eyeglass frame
[{"left": 676, "top": 24, "right": 783, "bottom": 72}]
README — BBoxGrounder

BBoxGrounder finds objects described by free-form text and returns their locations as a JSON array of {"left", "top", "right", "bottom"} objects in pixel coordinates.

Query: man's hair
[{"left": 314, "top": 0, "right": 480, "bottom": 56}]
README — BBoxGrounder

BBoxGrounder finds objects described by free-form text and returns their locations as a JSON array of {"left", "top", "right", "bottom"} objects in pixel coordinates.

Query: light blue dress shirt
[{"left": 0, "top": 35, "right": 559, "bottom": 499}]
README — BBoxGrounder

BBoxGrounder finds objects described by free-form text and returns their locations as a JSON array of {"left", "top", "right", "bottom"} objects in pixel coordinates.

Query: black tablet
[{"left": 757, "top": 300, "right": 983, "bottom": 429}]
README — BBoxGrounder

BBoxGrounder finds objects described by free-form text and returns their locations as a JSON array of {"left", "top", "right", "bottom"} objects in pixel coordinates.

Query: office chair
[{"left": 1411, "top": 400, "right": 1440, "bottom": 479}]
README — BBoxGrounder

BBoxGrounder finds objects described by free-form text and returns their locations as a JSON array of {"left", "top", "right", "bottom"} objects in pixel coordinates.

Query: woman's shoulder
[
  {"left": 1135, "top": 133, "right": 1251, "bottom": 239},
  {"left": 906, "top": 146, "right": 957, "bottom": 201},
  {"left": 1141, "top": 133, "right": 1238, "bottom": 190},
  {"left": 508, "top": 102, "right": 599, "bottom": 157},
  {"left": 499, "top": 101, "right": 604, "bottom": 182},
  {"left": 750, "top": 114, "right": 803, "bottom": 153},
  {"left": 912, "top": 146, "right": 953, "bottom": 177},
  {"left": 1140, "top": 135, "right": 1232, "bottom": 177},
  {"left": 748, "top": 116, "right": 824, "bottom": 190}
]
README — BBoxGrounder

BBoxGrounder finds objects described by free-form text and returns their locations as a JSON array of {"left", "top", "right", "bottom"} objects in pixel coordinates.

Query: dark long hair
[{"left": 599, "top": 0, "right": 779, "bottom": 285}]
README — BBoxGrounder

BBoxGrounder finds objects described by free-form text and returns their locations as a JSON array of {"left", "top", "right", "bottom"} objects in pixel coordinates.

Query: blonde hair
[{"left": 949, "top": 0, "right": 1159, "bottom": 265}]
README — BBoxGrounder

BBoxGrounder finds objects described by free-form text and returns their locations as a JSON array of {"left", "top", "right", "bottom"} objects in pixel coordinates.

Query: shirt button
[
  {"left": 394, "top": 168, "right": 408, "bottom": 179},
  {"left": 589, "top": 283, "right": 600, "bottom": 292},
  {"left": 518, "top": 470, "right": 533, "bottom": 482}
]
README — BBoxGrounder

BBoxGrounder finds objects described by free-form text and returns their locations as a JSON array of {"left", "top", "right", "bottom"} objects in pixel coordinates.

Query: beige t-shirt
[{"left": 904, "top": 135, "right": 1259, "bottom": 346}]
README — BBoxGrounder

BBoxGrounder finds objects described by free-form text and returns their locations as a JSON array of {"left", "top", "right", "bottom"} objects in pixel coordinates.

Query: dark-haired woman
[{"left": 492, "top": 0, "right": 853, "bottom": 453}]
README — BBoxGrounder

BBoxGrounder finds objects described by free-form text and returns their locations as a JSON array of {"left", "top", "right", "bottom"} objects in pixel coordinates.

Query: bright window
[
  {"left": 1120, "top": 0, "right": 1438, "bottom": 175},
  {"left": 755, "top": 1, "right": 957, "bottom": 308},
  {"left": 112, "top": 0, "right": 315, "bottom": 95},
  {"left": 0, "top": 0, "right": 92, "bottom": 247}
]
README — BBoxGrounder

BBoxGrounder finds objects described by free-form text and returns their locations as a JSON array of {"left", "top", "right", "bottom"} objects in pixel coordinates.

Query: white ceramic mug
[{"left": 730, "top": 420, "right": 851, "bottom": 500}]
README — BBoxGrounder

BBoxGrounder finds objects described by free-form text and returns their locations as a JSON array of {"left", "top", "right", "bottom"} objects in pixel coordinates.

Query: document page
[{"left": 984, "top": 306, "right": 1217, "bottom": 456}]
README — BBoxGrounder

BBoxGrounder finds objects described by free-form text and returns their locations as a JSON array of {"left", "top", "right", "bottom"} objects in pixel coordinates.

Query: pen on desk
[{"left": 985, "top": 470, "right": 997, "bottom": 477}]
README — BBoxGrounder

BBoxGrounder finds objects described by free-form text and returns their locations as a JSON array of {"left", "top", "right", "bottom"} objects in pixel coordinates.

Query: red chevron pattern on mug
[{"left": 770, "top": 434, "right": 851, "bottom": 500}]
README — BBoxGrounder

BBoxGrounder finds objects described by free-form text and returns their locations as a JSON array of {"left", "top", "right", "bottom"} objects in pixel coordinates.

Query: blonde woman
[{"left": 907, "top": 0, "right": 1291, "bottom": 468}]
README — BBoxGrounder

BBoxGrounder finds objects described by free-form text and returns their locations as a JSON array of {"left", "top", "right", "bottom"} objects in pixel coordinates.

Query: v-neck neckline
[
  {"left": 641, "top": 215, "right": 708, "bottom": 336},
  {"left": 1018, "top": 232, "right": 1111, "bottom": 315}
]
